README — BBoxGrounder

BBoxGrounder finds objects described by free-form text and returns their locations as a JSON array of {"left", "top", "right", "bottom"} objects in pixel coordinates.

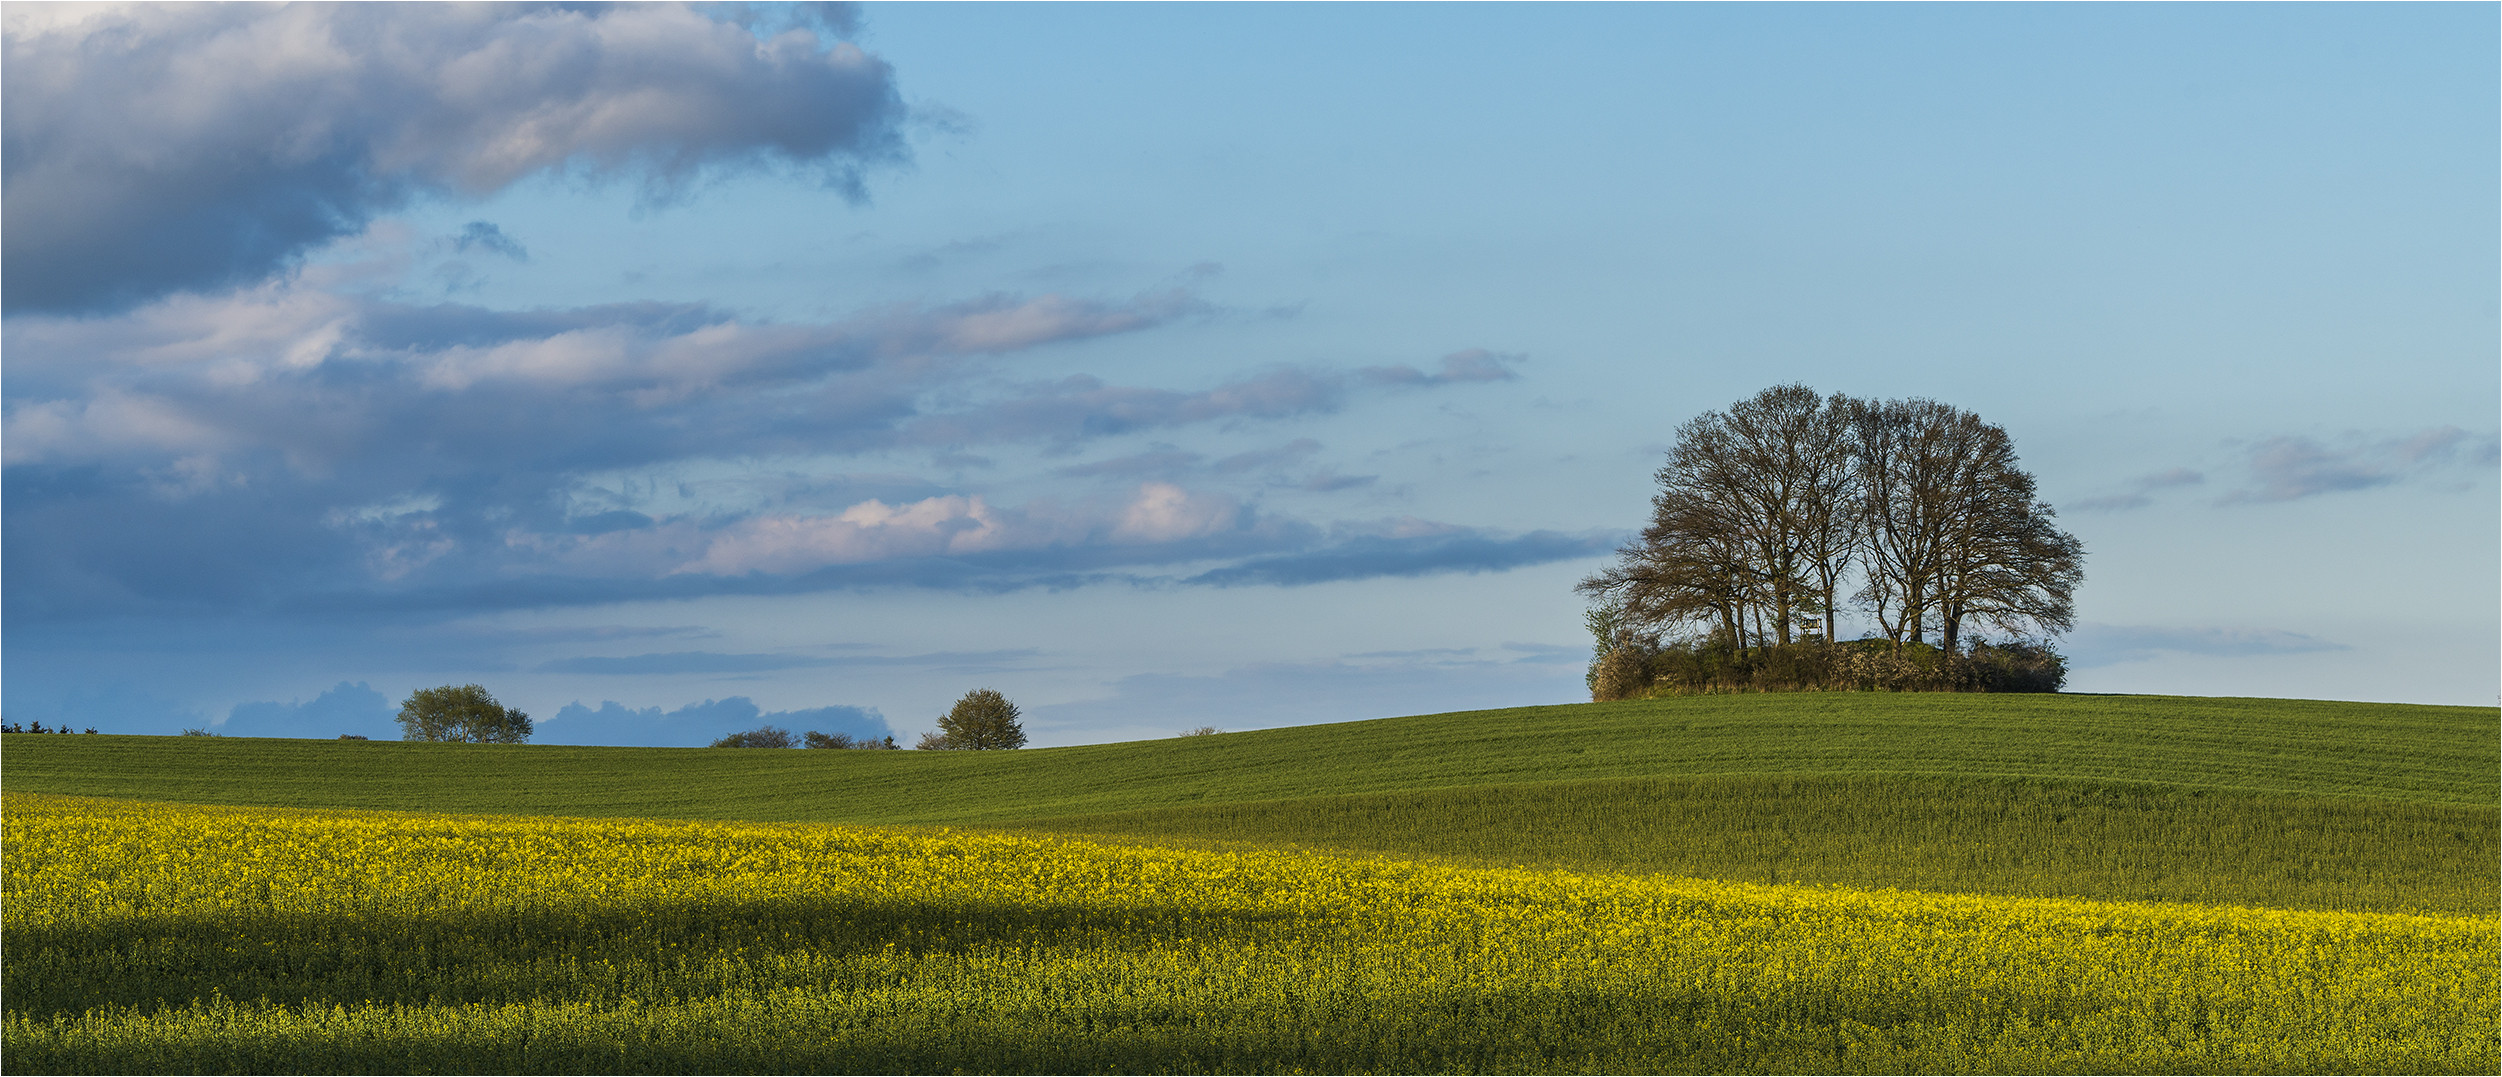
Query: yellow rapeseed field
[{"left": 4, "top": 792, "right": 2494, "bottom": 1074}]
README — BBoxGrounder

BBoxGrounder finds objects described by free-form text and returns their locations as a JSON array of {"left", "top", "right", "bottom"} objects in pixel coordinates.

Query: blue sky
[{"left": 5, "top": 3, "right": 2494, "bottom": 747}]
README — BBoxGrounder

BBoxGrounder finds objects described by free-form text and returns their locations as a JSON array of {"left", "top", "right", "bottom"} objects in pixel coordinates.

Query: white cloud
[
  {"left": 1112, "top": 482, "right": 1240, "bottom": 543},
  {"left": 677, "top": 495, "right": 1011, "bottom": 576}
]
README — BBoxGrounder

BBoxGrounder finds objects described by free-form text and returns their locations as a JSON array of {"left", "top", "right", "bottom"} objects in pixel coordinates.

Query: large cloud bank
[
  {"left": 1, "top": 3, "right": 1604, "bottom": 629},
  {"left": 3, "top": 2, "right": 903, "bottom": 313}
]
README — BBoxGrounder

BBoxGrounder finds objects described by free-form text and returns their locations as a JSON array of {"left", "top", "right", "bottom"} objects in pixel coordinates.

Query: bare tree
[
  {"left": 1723, "top": 385, "right": 1860, "bottom": 643},
  {"left": 1853, "top": 399, "right": 2081, "bottom": 649},
  {"left": 1852, "top": 399, "right": 1960, "bottom": 645},
  {"left": 1577, "top": 456, "right": 1756, "bottom": 648},
  {"left": 1589, "top": 387, "right": 2080, "bottom": 675},
  {"left": 1583, "top": 386, "right": 1864, "bottom": 650},
  {"left": 1931, "top": 454, "right": 2083, "bottom": 652}
]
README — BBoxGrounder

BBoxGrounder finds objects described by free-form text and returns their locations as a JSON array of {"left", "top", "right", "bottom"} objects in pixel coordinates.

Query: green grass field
[
  {"left": 7, "top": 692, "right": 2497, "bottom": 1073},
  {"left": 6, "top": 693, "right": 2494, "bottom": 915},
  {"left": 10, "top": 794, "right": 2493, "bottom": 1075}
]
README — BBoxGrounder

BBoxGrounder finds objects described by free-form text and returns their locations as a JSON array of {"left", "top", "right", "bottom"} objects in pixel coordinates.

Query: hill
[{"left": 6, "top": 693, "right": 2494, "bottom": 914}]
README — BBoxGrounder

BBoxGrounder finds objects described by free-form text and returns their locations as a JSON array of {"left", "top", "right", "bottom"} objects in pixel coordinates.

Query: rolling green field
[
  {"left": 9, "top": 693, "right": 2493, "bottom": 817},
  {"left": 6, "top": 693, "right": 2497, "bottom": 1073},
  {"left": 6, "top": 693, "right": 2493, "bottom": 913}
]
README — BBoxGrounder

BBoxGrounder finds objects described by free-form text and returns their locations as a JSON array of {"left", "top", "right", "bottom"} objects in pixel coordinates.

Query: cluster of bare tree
[{"left": 1579, "top": 385, "right": 2083, "bottom": 658}]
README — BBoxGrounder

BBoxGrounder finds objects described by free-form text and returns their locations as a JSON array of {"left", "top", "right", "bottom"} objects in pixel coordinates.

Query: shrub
[
  {"left": 1178, "top": 727, "right": 1224, "bottom": 737},
  {"left": 803, "top": 731, "right": 897, "bottom": 750},
  {"left": 711, "top": 726, "right": 797, "bottom": 749},
  {"left": 1596, "top": 636, "right": 2067, "bottom": 698},
  {"left": 1590, "top": 643, "right": 1659, "bottom": 702}
]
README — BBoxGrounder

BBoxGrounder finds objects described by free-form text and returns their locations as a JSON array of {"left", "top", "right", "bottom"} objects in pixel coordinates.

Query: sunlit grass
[
  {"left": 8, "top": 794, "right": 2495, "bottom": 1075},
  {"left": 1021, "top": 774, "right": 2498, "bottom": 916}
]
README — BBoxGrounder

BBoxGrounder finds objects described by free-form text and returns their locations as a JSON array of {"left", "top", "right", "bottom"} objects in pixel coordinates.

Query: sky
[{"left": 4, "top": 2, "right": 2494, "bottom": 748}]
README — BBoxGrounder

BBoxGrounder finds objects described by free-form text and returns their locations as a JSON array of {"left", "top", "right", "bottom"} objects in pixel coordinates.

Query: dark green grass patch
[
  {"left": 1020, "top": 775, "right": 2500, "bottom": 916},
  {"left": 7, "top": 694, "right": 2494, "bottom": 825}
]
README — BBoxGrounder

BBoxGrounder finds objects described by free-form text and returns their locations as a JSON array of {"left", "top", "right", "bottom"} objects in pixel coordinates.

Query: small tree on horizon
[
  {"left": 711, "top": 725, "right": 797, "bottom": 748},
  {"left": 921, "top": 688, "right": 1026, "bottom": 750},
  {"left": 397, "top": 684, "right": 531, "bottom": 743}
]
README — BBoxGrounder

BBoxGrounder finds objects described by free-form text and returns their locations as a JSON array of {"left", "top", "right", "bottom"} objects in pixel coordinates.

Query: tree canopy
[
  {"left": 921, "top": 689, "right": 1027, "bottom": 750},
  {"left": 396, "top": 684, "right": 532, "bottom": 744},
  {"left": 1580, "top": 386, "right": 2082, "bottom": 658}
]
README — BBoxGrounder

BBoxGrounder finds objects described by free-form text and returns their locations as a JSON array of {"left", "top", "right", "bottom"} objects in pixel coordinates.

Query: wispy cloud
[
  {"left": 2220, "top": 427, "right": 2498, "bottom": 504},
  {"left": 1186, "top": 525, "right": 1620, "bottom": 588},
  {"left": 534, "top": 648, "right": 1038, "bottom": 676},
  {"left": 2069, "top": 467, "right": 2204, "bottom": 513}
]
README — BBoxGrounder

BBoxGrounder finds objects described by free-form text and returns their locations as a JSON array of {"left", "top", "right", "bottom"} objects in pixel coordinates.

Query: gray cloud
[
  {"left": 2, "top": 3, "right": 905, "bottom": 313},
  {"left": 1186, "top": 527, "right": 1620, "bottom": 588},
  {"left": 1358, "top": 348, "right": 1523, "bottom": 386},
  {"left": 1052, "top": 445, "right": 1208, "bottom": 480},
  {"left": 2222, "top": 427, "right": 2498, "bottom": 504},
  {"left": 536, "top": 652, "right": 833, "bottom": 675},
  {"left": 536, "top": 648, "right": 1040, "bottom": 675},
  {"left": 1048, "top": 438, "right": 1375, "bottom": 492},
  {"left": 1, "top": 283, "right": 1215, "bottom": 621},
  {"left": 2070, "top": 467, "right": 2205, "bottom": 513},
  {"left": 899, "top": 367, "right": 1349, "bottom": 449},
  {"left": 218, "top": 681, "right": 399, "bottom": 739},
  {"left": 453, "top": 222, "right": 529, "bottom": 262},
  {"left": 1213, "top": 439, "right": 1323, "bottom": 474},
  {"left": 5, "top": 238, "right": 1537, "bottom": 621}
]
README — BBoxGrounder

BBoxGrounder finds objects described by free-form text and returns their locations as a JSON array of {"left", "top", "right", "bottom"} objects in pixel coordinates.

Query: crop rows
[
  {"left": 1029, "top": 774, "right": 2499, "bottom": 915},
  {"left": 6, "top": 793, "right": 2496, "bottom": 1074}
]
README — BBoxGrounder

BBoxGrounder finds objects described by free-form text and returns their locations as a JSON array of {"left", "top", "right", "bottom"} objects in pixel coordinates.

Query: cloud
[
  {"left": 677, "top": 495, "right": 1015, "bottom": 575},
  {"left": 1050, "top": 439, "right": 1372, "bottom": 492},
  {"left": 1187, "top": 526, "right": 1620, "bottom": 588},
  {"left": 2, "top": 3, "right": 907, "bottom": 313},
  {"left": 2070, "top": 467, "right": 2204, "bottom": 513},
  {"left": 1111, "top": 482, "right": 1240, "bottom": 543},
  {"left": 453, "top": 222, "right": 528, "bottom": 262},
  {"left": 535, "top": 648, "right": 1038, "bottom": 675},
  {"left": 1212, "top": 439, "right": 1323, "bottom": 474},
  {"left": 1053, "top": 445, "right": 1207, "bottom": 479},
  {"left": 2221, "top": 427, "right": 2498, "bottom": 504},
  {"left": 897, "top": 366, "right": 1348, "bottom": 448},
  {"left": 537, "top": 696, "right": 889, "bottom": 747},
  {"left": 4, "top": 229, "right": 1534, "bottom": 619},
  {"left": 2064, "top": 624, "right": 2350, "bottom": 668},
  {"left": 218, "top": 681, "right": 399, "bottom": 739},
  {"left": 1358, "top": 348, "right": 1523, "bottom": 386},
  {"left": 535, "top": 652, "right": 833, "bottom": 675}
]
